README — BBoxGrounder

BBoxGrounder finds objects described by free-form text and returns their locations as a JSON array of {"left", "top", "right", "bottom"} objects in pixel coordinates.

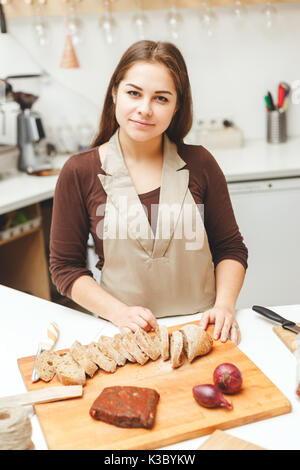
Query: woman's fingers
[
  {"left": 230, "top": 322, "right": 241, "bottom": 345},
  {"left": 213, "top": 314, "right": 225, "bottom": 340},
  {"left": 199, "top": 311, "right": 211, "bottom": 330},
  {"left": 140, "top": 308, "right": 158, "bottom": 331},
  {"left": 220, "top": 317, "right": 232, "bottom": 342},
  {"left": 134, "top": 315, "right": 148, "bottom": 330},
  {"left": 120, "top": 326, "right": 132, "bottom": 334},
  {"left": 118, "top": 307, "right": 157, "bottom": 333}
]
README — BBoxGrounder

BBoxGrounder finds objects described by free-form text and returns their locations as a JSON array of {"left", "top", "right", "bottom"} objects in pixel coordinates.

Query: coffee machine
[
  {"left": 14, "top": 92, "right": 51, "bottom": 172},
  {"left": 0, "top": 85, "right": 51, "bottom": 172}
]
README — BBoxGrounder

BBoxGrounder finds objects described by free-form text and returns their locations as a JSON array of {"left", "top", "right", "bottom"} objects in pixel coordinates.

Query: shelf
[
  {"left": 0, "top": 202, "right": 51, "bottom": 300},
  {"left": 4, "top": 0, "right": 299, "bottom": 19},
  {"left": 0, "top": 203, "right": 41, "bottom": 245}
]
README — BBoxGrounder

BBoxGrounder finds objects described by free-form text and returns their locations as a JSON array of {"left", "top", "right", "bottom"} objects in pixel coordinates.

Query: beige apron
[{"left": 98, "top": 129, "right": 216, "bottom": 318}]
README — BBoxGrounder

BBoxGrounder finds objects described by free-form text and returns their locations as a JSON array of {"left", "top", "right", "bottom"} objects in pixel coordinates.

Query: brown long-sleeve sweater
[{"left": 49, "top": 142, "right": 248, "bottom": 298}]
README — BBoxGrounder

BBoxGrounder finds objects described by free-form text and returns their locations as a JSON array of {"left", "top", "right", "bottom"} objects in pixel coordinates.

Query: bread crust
[
  {"left": 156, "top": 325, "right": 169, "bottom": 361},
  {"left": 113, "top": 334, "right": 136, "bottom": 363},
  {"left": 35, "top": 350, "right": 57, "bottom": 382},
  {"left": 70, "top": 340, "right": 98, "bottom": 377},
  {"left": 134, "top": 328, "right": 161, "bottom": 361},
  {"left": 122, "top": 332, "right": 149, "bottom": 365},
  {"left": 170, "top": 330, "right": 185, "bottom": 369},
  {"left": 179, "top": 324, "right": 213, "bottom": 362},
  {"left": 87, "top": 342, "right": 117, "bottom": 373},
  {"left": 54, "top": 352, "right": 86, "bottom": 386},
  {"left": 97, "top": 336, "right": 126, "bottom": 366}
]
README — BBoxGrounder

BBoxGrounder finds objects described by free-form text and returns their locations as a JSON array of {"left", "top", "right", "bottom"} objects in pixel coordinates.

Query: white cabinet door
[{"left": 228, "top": 178, "right": 300, "bottom": 309}]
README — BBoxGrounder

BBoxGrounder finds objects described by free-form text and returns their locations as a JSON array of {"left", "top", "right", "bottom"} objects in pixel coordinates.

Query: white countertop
[
  {"left": 0, "top": 284, "right": 299, "bottom": 450},
  {"left": 213, "top": 136, "right": 300, "bottom": 183},
  {"left": 1, "top": 137, "right": 300, "bottom": 214},
  {"left": 0, "top": 155, "right": 69, "bottom": 215}
]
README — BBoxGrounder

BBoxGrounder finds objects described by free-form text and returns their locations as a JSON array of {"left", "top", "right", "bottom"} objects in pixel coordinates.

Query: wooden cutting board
[
  {"left": 17, "top": 322, "right": 291, "bottom": 450},
  {"left": 198, "top": 430, "right": 265, "bottom": 450},
  {"left": 273, "top": 324, "right": 300, "bottom": 353}
]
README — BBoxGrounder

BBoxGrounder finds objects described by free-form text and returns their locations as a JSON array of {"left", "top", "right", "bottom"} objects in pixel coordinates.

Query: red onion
[
  {"left": 213, "top": 363, "right": 243, "bottom": 394},
  {"left": 192, "top": 384, "right": 232, "bottom": 409}
]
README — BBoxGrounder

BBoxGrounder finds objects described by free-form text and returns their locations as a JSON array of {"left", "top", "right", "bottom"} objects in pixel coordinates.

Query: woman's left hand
[{"left": 199, "top": 305, "right": 241, "bottom": 346}]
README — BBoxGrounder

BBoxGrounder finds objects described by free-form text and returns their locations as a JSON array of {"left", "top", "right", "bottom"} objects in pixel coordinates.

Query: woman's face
[{"left": 113, "top": 61, "right": 178, "bottom": 142}]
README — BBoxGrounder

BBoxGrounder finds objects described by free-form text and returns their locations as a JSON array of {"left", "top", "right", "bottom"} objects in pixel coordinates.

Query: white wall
[{"left": 7, "top": 2, "right": 300, "bottom": 146}]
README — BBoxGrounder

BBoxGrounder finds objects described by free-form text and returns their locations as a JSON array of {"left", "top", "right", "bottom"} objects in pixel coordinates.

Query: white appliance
[
  {"left": 0, "top": 101, "right": 19, "bottom": 145},
  {"left": 228, "top": 177, "right": 300, "bottom": 309}
]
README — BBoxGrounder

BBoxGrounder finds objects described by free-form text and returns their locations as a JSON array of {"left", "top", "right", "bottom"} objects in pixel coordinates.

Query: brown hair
[{"left": 90, "top": 40, "right": 193, "bottom": 148}]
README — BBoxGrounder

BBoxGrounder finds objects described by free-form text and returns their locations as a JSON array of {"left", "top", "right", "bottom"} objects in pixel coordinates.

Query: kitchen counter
[
  {"left": 0, "top": 155, "right": 69, "bottom": 215},
  {"left": 0, "top": 284, "right": 299, "bottom": 450},
  {"left": 1, "top": 137, "right": 300, "bottom": 214},
  {"left": 212, "top": 135, "right": 300, "bottom": 183}
]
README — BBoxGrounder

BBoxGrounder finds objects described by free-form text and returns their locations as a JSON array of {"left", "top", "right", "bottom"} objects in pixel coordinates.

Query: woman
[{"left": 50, "top": 40, "right": 248, "bottom": 345}]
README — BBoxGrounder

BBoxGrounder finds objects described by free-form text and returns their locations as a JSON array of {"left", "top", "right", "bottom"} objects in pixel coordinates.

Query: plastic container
[{"left": 0, "top": 216, "right": 41, "bottom": 241}]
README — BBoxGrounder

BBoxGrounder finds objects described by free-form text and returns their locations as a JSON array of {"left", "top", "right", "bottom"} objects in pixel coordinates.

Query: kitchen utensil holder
[{"left": 267, "top": 109, "right": 287, "bottom": 144}]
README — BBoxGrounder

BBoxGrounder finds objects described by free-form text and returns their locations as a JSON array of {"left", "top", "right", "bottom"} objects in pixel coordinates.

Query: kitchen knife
[
  {"left": 252, "top": 305, "right": 300, "bottom": 334},
  {"left": 31, "top": 322, "right": 59, "bottom": 383}
]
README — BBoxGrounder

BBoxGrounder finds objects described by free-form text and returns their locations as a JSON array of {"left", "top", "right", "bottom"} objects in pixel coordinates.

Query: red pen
[{"left": 277, "top": 84, "right": 286, "bottom": 108}]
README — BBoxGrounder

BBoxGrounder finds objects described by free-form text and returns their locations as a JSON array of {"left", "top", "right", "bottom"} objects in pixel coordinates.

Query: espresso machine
[
  {"left": 14, "top": 92, "right": 52, "bottom": 172},
  {"left": 0, "top": 85, "right": 51, "bottom": 172}
]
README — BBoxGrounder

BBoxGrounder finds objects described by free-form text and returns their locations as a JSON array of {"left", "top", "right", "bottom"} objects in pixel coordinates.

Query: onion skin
[
  {"left": 192, "top": 384, "right": 232, "bottom": 409},
  {"left": 213, "top": 363, "right": 243, "bottom": 395}
]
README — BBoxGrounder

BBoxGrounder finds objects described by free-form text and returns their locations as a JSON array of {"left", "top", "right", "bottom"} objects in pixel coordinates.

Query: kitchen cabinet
[
  {"left": 228, "top": 177, "right": 300, "bottom": 309},
  {"left": 4, "top": 0, "right": 300, "bottom": 18}
]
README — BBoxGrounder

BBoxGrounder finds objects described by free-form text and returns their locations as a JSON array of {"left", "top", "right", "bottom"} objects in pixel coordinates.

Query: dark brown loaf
[{"left": 89, "top": 386, "right": 160, "bottom": 429}]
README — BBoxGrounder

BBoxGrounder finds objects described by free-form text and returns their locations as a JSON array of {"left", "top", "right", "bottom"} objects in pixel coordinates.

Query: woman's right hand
[{"left": 111, "top": 305, "right": 158, "bottom": 334}]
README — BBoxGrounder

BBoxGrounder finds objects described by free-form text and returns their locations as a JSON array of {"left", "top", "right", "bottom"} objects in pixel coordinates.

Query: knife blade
[
  {"left": 31, "top": 322, "right": 59, "bottom": 383},
  {"left": 252, "top": 305, "right": 300, "bottom": 334}
]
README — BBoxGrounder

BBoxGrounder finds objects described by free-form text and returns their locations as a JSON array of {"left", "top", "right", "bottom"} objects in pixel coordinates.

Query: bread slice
[
  {"left": 54, "top": 352, "right": 86, "bottom": 386},
  {"left": 179, "top": 324, "right": 213, "bottom": 362},
  {"left": 156, "top": 325, "right": 169, "bottom": 361},
  {"left": 113, "top": 334, "right": 136, "bottom": 363},
  {"left": 87, "top": 342, "right": 117, "bottom": 373},
  {"left": 97, "top": 336, "right": 126, "bottom": 366},
  {"left": 35, "top": 350, "right": 57, "bottom": 382},
  {"left": 134, "top": 328, "right": 160, "bottom": 361},
  {"left": 170, "top": 330, "right": 185, "bottom": 369},
  {"left": 121, "top": 332, "right": 149, "bottom": 365},
  {"left": 70, "top": 340, "right": 98, "bottom": 377}
]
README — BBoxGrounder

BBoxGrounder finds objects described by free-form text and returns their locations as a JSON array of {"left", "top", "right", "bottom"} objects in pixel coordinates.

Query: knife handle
[
  {"left": 39, "top": 322, "right": 59, "bottom": 350},
  {"left": 47, "top": 322, "right": 59, "bottom": 349},
  {"left": 252, "top": 305, "right": 288, "bottom": 324}
]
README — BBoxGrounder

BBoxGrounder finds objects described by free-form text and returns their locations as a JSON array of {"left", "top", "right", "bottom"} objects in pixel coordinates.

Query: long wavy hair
[{"left": 90, "top": 40, "right": 193, "bottom": 148}]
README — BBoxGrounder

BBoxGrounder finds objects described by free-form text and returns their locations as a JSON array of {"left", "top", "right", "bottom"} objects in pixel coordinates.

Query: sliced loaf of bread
[
  {"left": 35, "top": 350, "right": 57, "bottom": 382},
  {"left": 87, "top": 342, "right": 117, "bottom": 373},
  {"left": 134, "top": 328, "right": 161, "bottom": 361},
  {"left": 156, "top": 325, "right": 170, "bottom": 361},
  {"left": 113, "top": 334, "right": 136, "bottom": 363},
  {"left": 179, "top": 324, "right": 213, "bottom": 362},
  {"left": 170, "top": 330, "right": 185, "bottom": 369},
  {"left": 122, "top": 331, "right": 149, "bottom": 365},
  {"left": 54, "top": 352, "right": 86, "bottom": 386},
  {"left": 97, "top": 336, "right": 126, "bottom": 366},
  {"left": 70, "top": 340, "right": 98, "bottom": 377}
]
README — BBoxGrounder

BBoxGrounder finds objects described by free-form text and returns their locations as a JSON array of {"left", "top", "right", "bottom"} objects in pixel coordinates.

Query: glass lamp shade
[{"left": 0, "top": 33, "right": 41, "bottom": 78}]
